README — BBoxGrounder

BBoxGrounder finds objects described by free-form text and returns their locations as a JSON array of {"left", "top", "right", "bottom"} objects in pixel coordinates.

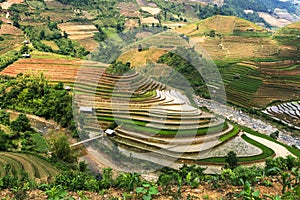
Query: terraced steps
[
  {"left": 0, "top": 152, "right": 58, "bottom": 179},
  {"left": 74, "top": 68, "right": 245, "bottom": 166}
]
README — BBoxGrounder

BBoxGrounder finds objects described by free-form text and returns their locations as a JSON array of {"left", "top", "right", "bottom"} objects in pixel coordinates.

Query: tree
[
  {"left": 225, "top": 151, "right": 239, "bottom": 169},
  {"left": 270, "top": 131, "right": 279, "bottom": 139},
  {"left": 39, "top": 30, "right": 45, "bottom": 40},
  {"left": 138, "top": 44, "right": 143, "bottom": 52},
  {"left": 19, "top": 45, "right": 29, "bottom": 54},
  {"left": 51, "top": 136, "right": 76, "bottom": 163},
  {"left": 63, "top": 31, "right": 68, "bottom": 39},
  {"left": 0, "top": 129, "right": 10, "bottom": 151},
  {"left": 11, "top": 114, "right": 31, "bottom": 133},
  {"left": 116, "top": 24, "right": 123, "bottom": 33},
  {"left": 106, "top": 62, "right": 131, "bottom": 75},
  {"left": 0, "top": 110, "right": 10, "bottom": 125},
  {"left": 209, "top": 30, "right": 216, "bottom": 37}
]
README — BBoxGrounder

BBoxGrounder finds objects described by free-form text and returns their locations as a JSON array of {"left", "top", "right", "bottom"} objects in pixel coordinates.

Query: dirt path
[{"left": 244, "top": 133, "right": 295, "bottom": 158}]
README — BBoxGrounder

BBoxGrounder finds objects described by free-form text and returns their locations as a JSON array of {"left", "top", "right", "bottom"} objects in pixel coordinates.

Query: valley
[{"left": 0, "top": 0, "right": 300, "bottom": 199}]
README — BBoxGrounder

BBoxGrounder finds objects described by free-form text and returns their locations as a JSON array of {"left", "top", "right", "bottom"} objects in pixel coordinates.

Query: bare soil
[
  {"left": 118, "top": 47, "right": 167, "bottom": 67},
  {"left": 0, "top": 180, "right": 285, "bottom": 199},
  {"left": 118, "top": 2, "right": 140, "bottom": 18},
  {"left": 0, "top": 24, "right": 23, "bottom": 35},
  {"left": 0, "top": 0, "right": 24, "bottom": 9}
]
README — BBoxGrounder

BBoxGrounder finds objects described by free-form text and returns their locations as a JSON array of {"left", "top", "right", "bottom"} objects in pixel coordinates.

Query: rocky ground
[{"left": 196, "top": 97, "right": 300, "bottom": 149}]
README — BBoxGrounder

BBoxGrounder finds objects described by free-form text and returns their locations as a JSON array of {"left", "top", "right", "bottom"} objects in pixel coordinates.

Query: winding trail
[{"left": 244, "top": 133, "right": 295, "bottom": 158}]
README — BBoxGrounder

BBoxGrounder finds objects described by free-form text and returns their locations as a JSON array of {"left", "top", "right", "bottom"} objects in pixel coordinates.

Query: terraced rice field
[
  {"left": 218, "top": 61, "right": 262, "bottom": 108},
  {"left": 263, "top": 101, "right": 300, "bottom": 129},
  {"left": 125, "top": 31, "right": 190, "bottom": 51},
  {"left": 0, "top": 152, "right": 58, "bottom": 179},
  {"left": 57, "top": 22, "right": 99, "bottom": 51},
  {"left": 72, "top": 62, "right": 278, "bottom": 168},
  {"left": 117, "top": 47, "right": 167, "bottom": 67},
  {"left": 253, "top": 60, "right": 300, "bottom": 107},
  {"left": 0, "top": 52, "right": 107, "bottom": 84}
]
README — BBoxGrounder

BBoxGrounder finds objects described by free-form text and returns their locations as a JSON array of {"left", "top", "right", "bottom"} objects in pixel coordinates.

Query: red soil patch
[
  {"left": 118, "top": 2, "right": 140, "bottom": 18},
  {"left": 253, "top": 81, "right": 300, "bottom": 107},
  {"left": 0, "top": 58, "right": 106, "bottom": 83},
  {"left": 58, "top": 22, "right": 99, "bottom": 51},
  {"left": 118, "top": 47, "right": 167, "bottom": 67},
  {"left": 0, "top": 24, "right": 23, "bottom": 35},
  {"left": 0, "top": 0, "right": 24, "bottom": 9}
]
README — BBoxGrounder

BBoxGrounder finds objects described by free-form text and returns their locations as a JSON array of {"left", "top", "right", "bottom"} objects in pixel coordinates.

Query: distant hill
[
  {"left": 176, "top": 15, "right": 264, "bottom": 36},
  {"left": 274, "top": 21, "right": 300, "bottom": 49},
  {"left": 222, "top": 0, "right": 300, "bottom": 27}
]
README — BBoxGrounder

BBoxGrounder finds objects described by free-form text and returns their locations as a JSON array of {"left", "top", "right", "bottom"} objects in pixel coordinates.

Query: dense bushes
[
  {"left": 106, "top": 62, "right": 131, "bottom": 75},
  {"left": 0, "top": 73, "right": 77, "bottom": 136},
  {"left": 0, "top": 157, "right": 299, "bottom": 199},
  {"left": 0, "top": 110, "right": 45, "bottom": 152}
]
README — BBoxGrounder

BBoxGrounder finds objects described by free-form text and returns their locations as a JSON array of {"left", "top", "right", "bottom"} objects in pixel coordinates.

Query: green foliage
[
  {"left": 0, "top": 50, "right": 19, "bottom": 71},
  {"left": 19, "top": 45, "right": 30, "bottom": 55},
  {"left": 11, "top": 114, "right": 31, "bottom": 133},
  {"left": 239, "top": 179, "right": 261, "bottom": 200},
  {"left": 0, "top": 110, "right": 10, "bottom": 125},
  {"left": 0, "top": 129, "right": 11, "bottom": 151},
  {"left": 50, "top": 136, "right": 76, "bottom": 163},
  {"left": 99, "top": 168, "right": 114, "bottom": 189},
  {"left": 115, "top": 172, "right": 141, "bottom": 191},
  {"left": 45, "top": 185, "right": 73, "bottom": 200},
  {"left": 225, "top": 151, "right": 239, "bottom": 169},
  {"left": 158, "top": 164, "right": 206, "bottom": 197},
  {"left": 55, "top": 38, "right": 89, "bottom": 58},
  {"left": 157, "top": 46, "right": 226, "bottom": 100},
  {"left": 221, "top": 166, "right": 264, "bottom": 186},
  {"left": 265, "top": 156, "right": 300, "bottom": 175},
  {"left": 53, "top": 170, "right": 100, "bottom": 192},
  {"left": 270, "top": 131, "right": 279, "bottom": 139},
  {"left": 0, "top": 74, "right": 77, "bottom": 136},
  {"left": 135, "top": 183, "right": 158, "bottom": 200},
  {"left": 22, "top": 25, "right": 88, "bottom": 58},
  {"left": 106, "top": 62, "right": 132, "bottom": 75}
]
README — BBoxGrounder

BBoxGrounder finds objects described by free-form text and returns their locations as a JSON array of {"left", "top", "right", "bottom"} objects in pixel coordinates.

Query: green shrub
[{"left": 115, "top": 172, "right": 141, "bottom": 191}]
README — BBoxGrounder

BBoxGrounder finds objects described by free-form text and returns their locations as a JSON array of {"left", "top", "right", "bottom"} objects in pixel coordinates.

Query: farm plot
[
  {"left": 118, "top": 47, "right": 167, "bottom": 67},
  {"left": 263, "top": 101, "right": 300, "bottom": 129},
  {"left": 259, "top": 60, "right": 300, "bottom": 76},
  {"left": 73, "top": 65, "right": 263, "bottom": 166},
  {"left": 58, "top": 22, "right": 99, "bottom": 51},
  {"left": 140, "top": 7, "right": 161, "bottom": 15},
  {"left": 125, "top": 31, "right": 190, "bottom": 51},
  {"left": 0, "top": 52, "right": 107, "bottom": 84},
  {"left": 253, "top": 81, "right": 300, "bottom": 107},
  {"left": 0, "top": 34, "right": 24, "bottom": 54},
  {"left": 218, "top": 62, "right": 262, "bottom": 108},
  {"left": 0, "top": 0, "right": 24, "bottom": 9},
  {"left": 0, "top": 152, "right": 58, "bottom": 179},
  {"left": 117, "top": 2, "right": 140, "bottom": 18},
  {"left": 252, "top": 60, "right": 300, "bottom": 107},
  {"left": 225, "top": 76, "right": 262, "bottom": 108}
]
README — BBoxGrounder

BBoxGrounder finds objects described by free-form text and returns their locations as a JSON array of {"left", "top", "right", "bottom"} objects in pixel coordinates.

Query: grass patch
[
  {"left": 122, "top": 123, "right": 227, "bottom": 136},
  {"left": 238, "top": 125, "right": 300, "bottom": 158},
  {"left": 276, "top": 65, "right": 298, "bottom": 71},
  {"left": 97, "top": 116, "right": 149, "bottom": 126},
  {"left": 219, "top": 125, "right": 240, "bottom": 142},
  {"left": 198, "top": 133, "right": 275, "bottom": 163},
  {"left": 232, "top": 30, "right": 272, "bottom": 38},
  {"left": 30, "top": 51, "right": 75, "bottom": 59},
  {"left": 32, "top": 133, "right": 48, "bottom": 153}
]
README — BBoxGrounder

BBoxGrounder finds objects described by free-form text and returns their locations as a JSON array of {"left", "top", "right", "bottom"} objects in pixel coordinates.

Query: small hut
[
  {"left": 79, "top": 107, "right": 93, "bottom": 114},
  {"left": 22, "top": 54, "right": 31, "bottom": 58},
  {"left": 105, "top": 129, "right": 116, "bottom": 137}
]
